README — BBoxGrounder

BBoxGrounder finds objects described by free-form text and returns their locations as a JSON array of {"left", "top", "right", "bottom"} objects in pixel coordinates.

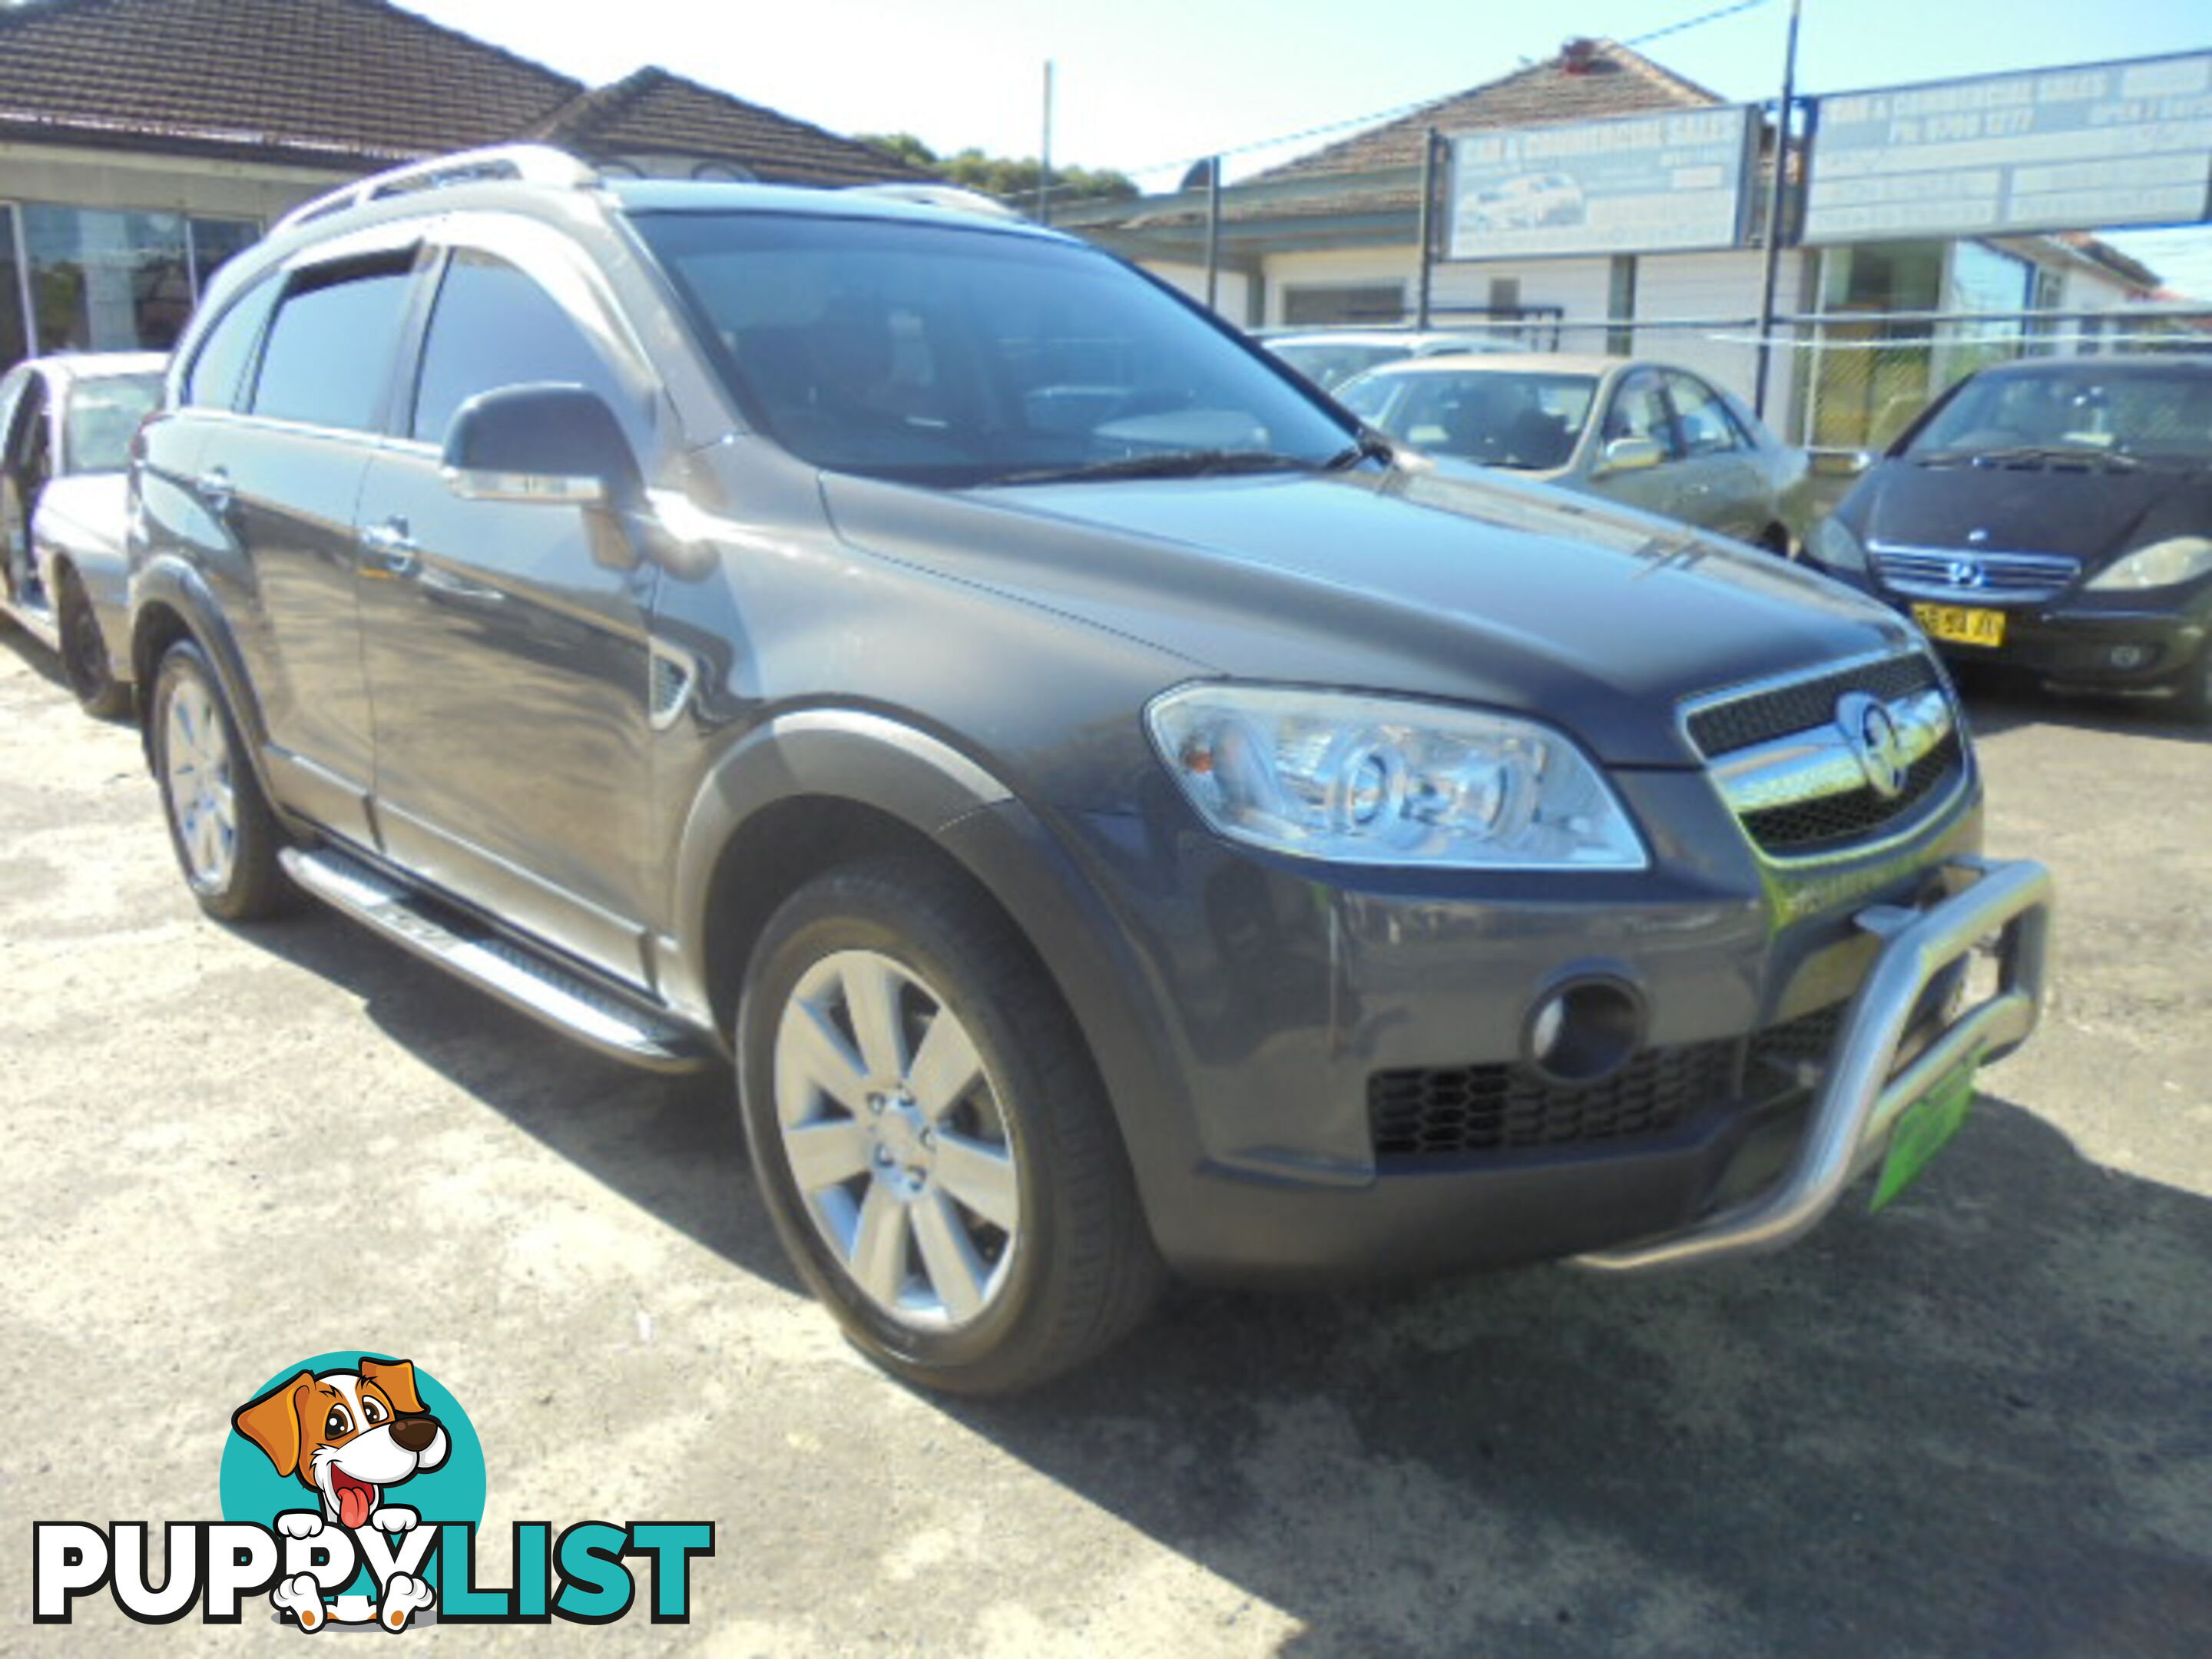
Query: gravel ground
[{"left": 2, "top": 630, "right": 2207, "bottom": 1658}]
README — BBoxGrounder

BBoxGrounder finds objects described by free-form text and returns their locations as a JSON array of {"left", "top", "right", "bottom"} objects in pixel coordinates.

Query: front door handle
[
  {"left": 359, "top": 518, "right": 419, "bottom": 579},
  {"left": 194, "top": 467, "right": 233, "bottom": 512}
]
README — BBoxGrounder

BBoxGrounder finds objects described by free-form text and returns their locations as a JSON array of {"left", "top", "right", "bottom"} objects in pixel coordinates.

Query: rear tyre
[
  {"left": 737, "top": 856, "right": 1161, "bottom": 1393},
  {"left": 57, "top": 565, "right": 130, "bottom": 719},
  {"left": 150, "top": 638, "right": 290, "bottom": 920}
]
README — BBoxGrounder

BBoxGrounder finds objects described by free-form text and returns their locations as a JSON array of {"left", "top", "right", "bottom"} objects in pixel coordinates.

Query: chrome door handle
[
  {"left": 359, "top": 518, "right": 420, "bottom": 578},
  {"left": 195, "top": 468, "right": 233, "bottom": 512}
]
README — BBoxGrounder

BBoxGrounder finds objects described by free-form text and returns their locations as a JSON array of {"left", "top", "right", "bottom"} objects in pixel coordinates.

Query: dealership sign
[
  {"left": 1804, "top": 51, "right": 2212, "bottom": 243},
  {"left": 1445, "top": 106, "right": 1757, "bottom": 260}
]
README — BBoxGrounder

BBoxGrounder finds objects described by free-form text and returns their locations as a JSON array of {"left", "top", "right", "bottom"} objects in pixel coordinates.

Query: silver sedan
[
  {"left": 0, "top": 352, "right": 167, "bottom": 715},
  {"left": 1336, "top": 353, "right": 1813, "bottom": 555}
]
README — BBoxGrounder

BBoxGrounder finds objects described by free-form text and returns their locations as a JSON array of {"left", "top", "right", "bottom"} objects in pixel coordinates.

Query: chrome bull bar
[{"left": 1577, "top": 855, "right": 2055, "bottom": 1272}]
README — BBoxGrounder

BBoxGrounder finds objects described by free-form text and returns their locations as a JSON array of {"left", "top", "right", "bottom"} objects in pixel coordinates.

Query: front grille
[
  {"left": 1368, "top": 998, "right": 1851, "bottom": 1162},
  {"left": 1871, "top": 545, "right": 2080, "bottom": 604},
  {"left": 1737, "top": 730, "right": 1964, "bottom": 853},
  {"left": 1687, "top": 654, "right": 1938, "bottom": 758}
]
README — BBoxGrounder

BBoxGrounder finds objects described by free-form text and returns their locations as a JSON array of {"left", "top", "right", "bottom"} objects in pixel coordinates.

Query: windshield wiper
[
  {"left": 1939, "top": 444, "right": 2143, "bottom": 471},
  {"left": 984, "top": 449, "right": 1319, "bottom": 487}
]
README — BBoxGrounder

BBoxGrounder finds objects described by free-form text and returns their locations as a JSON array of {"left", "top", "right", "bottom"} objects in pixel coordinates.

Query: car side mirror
[
  {"left": 1598, "top": 435, "right": 1664, "bottom": 475},
  {"left": 1846, "top": 449, "right": 1878, "bottom": 475},
  {"left": 441, "top": 383, "right": 642, "bottom": 510}
]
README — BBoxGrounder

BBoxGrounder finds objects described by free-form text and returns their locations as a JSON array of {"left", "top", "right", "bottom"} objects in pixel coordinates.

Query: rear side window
[
  {"left": 409, "top": 250, "right": 633, "bottom": 445},
  {"left": 182, "top": 276, "right": 279, "bottom": 411},
  {"left": 250, "top": 262, "right": 415, "bottom": 432}
]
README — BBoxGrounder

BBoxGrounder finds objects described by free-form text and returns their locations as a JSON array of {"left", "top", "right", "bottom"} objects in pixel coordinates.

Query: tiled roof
[
  {"left": 531, "top": 68, "right": 922, "bottom": 187},
  {"left": 0, "top": 0, "right": 583, "bottom": 166},
  {"left": 0, "top": 0, "right": 922, "bottom": 185},
  {"left": 1254, "top": 39, "right": 1726, "bottom": 184}
]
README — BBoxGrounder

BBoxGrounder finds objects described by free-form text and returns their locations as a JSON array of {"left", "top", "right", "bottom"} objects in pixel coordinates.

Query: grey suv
[{"left": 131, "top": 147, "right": 2053, "bottom": 1392}]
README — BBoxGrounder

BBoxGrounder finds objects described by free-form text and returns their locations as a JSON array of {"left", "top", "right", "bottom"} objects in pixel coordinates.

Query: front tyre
[
  {"left": 738, "top": 857, "right": 1161, "bottom": 1393},
  {"left": 150, "top": 638, "right": 290, "bottom": 920}
]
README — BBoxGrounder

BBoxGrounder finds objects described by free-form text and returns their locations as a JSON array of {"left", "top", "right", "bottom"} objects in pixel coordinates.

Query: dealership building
[{"left": 1058, "top": 39, "right": 2201, "bottom": 449}]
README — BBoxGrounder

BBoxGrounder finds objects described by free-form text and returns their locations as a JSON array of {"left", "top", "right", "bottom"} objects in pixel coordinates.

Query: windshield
[
  {"left": 1908, "top": 366, "right": 2212, "bottom": 465},
  {"left": 62, "top": 373, "right": 163, "bottom": 474},
  {"left": 1339, "top": 369, "right": 1596, "bottom": 471},
  {"left": 632, "top": 212, "right": 1352, "bottom": 486}
]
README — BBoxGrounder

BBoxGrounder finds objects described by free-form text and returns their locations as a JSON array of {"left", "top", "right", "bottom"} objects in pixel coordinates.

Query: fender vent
[{"left": 648, "top": 644, "right": 696, "bottom": 730}]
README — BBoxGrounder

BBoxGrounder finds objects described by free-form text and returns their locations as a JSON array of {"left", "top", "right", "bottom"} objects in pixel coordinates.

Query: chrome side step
[{"left": 279, "top": 846, "right": 712, "bottom": 1074}]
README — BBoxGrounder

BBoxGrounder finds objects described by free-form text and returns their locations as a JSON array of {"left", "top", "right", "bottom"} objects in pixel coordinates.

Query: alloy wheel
[
  {"left": 772, "top": 948, "right": 1020, "bottom": 1329},
  {"left": 163, "top": 676, "right": 238, "bottom": 892}
]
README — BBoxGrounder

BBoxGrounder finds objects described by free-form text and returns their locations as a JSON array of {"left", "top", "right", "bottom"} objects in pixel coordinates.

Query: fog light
[
  {"left": 2109, "top": 644, "right": 2151, "bottom": 670},
  {"left": 1525, "top": 979, "right": 1643, "bottom": 1084}
]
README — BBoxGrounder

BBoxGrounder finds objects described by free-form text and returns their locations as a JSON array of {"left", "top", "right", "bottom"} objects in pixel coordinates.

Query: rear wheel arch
[{"left": 130, "top": 581, "right": 274, "bottom": 785}]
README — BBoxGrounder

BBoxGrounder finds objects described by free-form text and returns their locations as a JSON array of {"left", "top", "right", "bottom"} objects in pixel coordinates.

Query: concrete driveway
[{"left": 2, "top": 633, "right": 2206, "bottom": 1657}]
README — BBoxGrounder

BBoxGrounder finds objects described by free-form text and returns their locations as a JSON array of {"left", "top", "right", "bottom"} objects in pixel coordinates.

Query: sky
[{"left": 406, "top": 0, "right": 2211, "bottom": 293}]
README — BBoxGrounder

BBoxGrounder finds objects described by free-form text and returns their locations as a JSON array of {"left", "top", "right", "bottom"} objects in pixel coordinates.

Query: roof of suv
[{"left": 258, "top": 144, "right": 1056, "bottom": 253}]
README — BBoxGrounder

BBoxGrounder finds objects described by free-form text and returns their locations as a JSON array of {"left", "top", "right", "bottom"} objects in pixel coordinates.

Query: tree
[{"left": 859, "top": 134, "right": 1138, "bottom": 208}]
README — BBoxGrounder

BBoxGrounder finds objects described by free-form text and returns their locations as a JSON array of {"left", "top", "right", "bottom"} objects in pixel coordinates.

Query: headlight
[
  {"left": 1810, "top": 516, "right": 1869, "bottom": 573},
  {"left": 1145, "top": 684, "right": 1647, "bottom": 869},
  {"left": 2086, "top": 535, "right": 2212, "bottom": 591}
]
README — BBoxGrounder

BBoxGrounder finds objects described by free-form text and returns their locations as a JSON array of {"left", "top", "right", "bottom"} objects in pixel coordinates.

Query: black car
[
  {"left": 1806, "top": 355, "right": 2212, "bottom": 719},
  {"left": 129, "top": 145, "right": 2051, "bottom": 1393}
]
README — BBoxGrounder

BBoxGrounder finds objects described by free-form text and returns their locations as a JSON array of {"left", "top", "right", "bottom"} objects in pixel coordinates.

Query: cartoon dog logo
[{"left": 231, "top": 1357, "right": 449, "bottom": 1631}]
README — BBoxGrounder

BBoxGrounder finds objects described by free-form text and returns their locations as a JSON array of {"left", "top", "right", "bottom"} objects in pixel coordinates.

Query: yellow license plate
[{"left": 1912, "top": 604, "right": 2005, "bottom": 647}]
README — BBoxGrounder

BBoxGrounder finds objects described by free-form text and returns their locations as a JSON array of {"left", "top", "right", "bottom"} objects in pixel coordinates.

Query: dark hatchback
[{"left": 1806, "top": 355, "right": 2212, "bottom": 718}]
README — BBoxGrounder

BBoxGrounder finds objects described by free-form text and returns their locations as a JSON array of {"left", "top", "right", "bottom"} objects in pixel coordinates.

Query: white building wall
[
  {"left": 1147, "top": 262, "right": 1252, "bottom": 323},
  {"left": 1631, "top": 249, "right": 1811, "bottom": 422},
  {"left": 1257, "top": 246, "right": 1421, "bottom": 326},
  {"left": 0, "top": 141, "right": 346, "bottom": 220}
]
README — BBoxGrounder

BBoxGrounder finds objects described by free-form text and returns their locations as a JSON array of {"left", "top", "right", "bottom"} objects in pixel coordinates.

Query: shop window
[{"left": 18, "top": 206, "right": 260, "bottom": 357}]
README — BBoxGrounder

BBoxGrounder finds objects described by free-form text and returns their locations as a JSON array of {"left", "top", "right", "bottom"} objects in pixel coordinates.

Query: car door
[
  {"left": 353, "top": 227, "right": 664, "bottom": 988},
  {"left": 1661, "top": 369, "right": 1770, "bottom": 543},
  {"left": 1, "top": 367, "right": 52, "bottom": 606},
  {"left": 199, "top": 245, "right": 422, "bottom": 839},
  {"left": 1587, "top": 367, "right": 1696, "bottom": 525}
]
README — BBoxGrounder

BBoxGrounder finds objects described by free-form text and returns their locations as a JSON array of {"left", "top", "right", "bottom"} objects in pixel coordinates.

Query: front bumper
[
  {"left": 962, "top": 740, "right": 2049, "bottom": 1283},
  {"left": 1578, "top": 853, "right": 2051, "bottom": 1270},
  {"left": 1923, "top": 604, "right": 2203, "bottom": 689},
  {"left": 1809, "top": 564, "right": 2210, "bottom": 690}
]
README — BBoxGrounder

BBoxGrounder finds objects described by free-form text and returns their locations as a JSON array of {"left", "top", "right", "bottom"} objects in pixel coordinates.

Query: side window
[
  {"left": 409, "top": 250, "right": 633, "bottom": 445},
  {"left": 1603, "top": 371, "right": 1682, "bottom": 460},
  {"left": 182, "top": 276, "right": 280, "bottom": 411},
  {"left": 1664, "top": 372, "right": 1746, "bottom": 457},
  {"left": 250, "top": 260, "right": 416, "bottom": 432}
]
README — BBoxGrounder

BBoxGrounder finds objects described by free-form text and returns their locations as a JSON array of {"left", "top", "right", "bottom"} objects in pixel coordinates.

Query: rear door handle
[
  {"left": 194, "top": 467, "right": 233, "bottom": 512},
  {"left": 359, "top": 518, "right": 419, "bottom": 579}
]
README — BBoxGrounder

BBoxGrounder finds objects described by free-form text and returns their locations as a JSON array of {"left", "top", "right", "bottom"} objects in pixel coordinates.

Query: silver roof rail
[
  {"left": 839, "top": 183, "right": 1026, "bottom": 222},
  {"left": 273, "top": 145, "right": 600, "bottom": 236}
]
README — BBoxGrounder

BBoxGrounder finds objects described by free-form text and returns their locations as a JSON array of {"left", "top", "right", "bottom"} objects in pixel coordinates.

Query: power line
[
  {"left": 1105, "top": 0, "right": 1777, "bottom": 190},
  {"left": 1624, "top": 0, "right": 1771, "bottom": 49}
]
